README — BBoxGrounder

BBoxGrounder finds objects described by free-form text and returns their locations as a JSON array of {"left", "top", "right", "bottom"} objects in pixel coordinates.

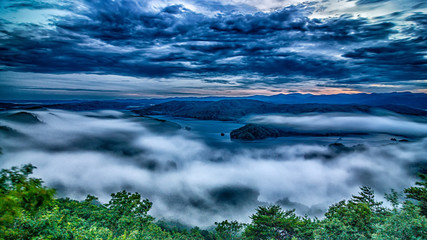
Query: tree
[
  {"left": 384, "top": 189, "right": 401, "bottom": 210},
  {"left": 106, "top": 190, "right": 154, "bottom": 236},
  {"left": 316, "top": 200, "right": 374, "bottom": 240},
  {"left": 372, "top": 202, "right": 427, "bottom": 239},
  {"left": 0, "top": 164, "right": 55, "bottom": 238},
  {"left": 404, "top": 173, "right": 427, "bottom": 217},
  {"left": 350, "top": 186, "right": 384, "bottom": 214},
  {"left": 244, "top": 205, "right": 302, "bottom": 240},
  {"left": 315, "top": 186, "right": 384, "bottom": 239},
  {"left": 215, "top": 220, "right": 244, "bottom": 240}
]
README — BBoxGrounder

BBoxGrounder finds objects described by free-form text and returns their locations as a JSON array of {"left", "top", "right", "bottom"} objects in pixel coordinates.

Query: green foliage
[
  {"left": 315, "top": 200, "right": 374, "bottom": 239},
  {"left": 350, "top": 186, "right": 384, "bottom": 213},
  {"left": 0, "top": 165, "right": 219, "bottom": 240},
  {"left": 295, "top": 216, "right": 317, "bottom": 240},
  {"left": 1, "top": 165, "right": 427, "bottom": 240},
  {"left": 405, "top": 173, "right": 427, "bottom": 217},
  {"left": 106, "top": 190, "right": 154, "bottom": 236},
  {"left": 215, "top": 220, "right": 244, "bottom": 240},
  {"left": 315, "top": 187, "right": 385, "bottom": 240},
  {"left": 372, "top": 202, "right": 427, "bottom": 240},
  {"left": 316, "top": 185, "right": 427, "bottom": 240},
  {"left": 244, "top": 205, "right": 306, "bottom": 240},
  {"left": 0, "top": 164, "right": 55, "bottom": 239},
  {"left": 384, "top": 189, "right": 401, "bottom": 210}
]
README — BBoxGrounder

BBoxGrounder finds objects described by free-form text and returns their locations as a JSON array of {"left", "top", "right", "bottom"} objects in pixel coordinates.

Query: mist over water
[
  {"left": 247, "top": 113, "right": 427, "bottom": 137},
  {"left": 0, "top": 109, "right": 426, "bottom": 227}
]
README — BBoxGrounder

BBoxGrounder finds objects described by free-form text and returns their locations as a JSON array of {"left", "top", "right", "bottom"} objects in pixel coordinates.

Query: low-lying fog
[
  {"left": 0, "top": 109, "right": 426, "bottom": 227},
  {"left": 247, "top": 113, "right": 427, "bottom": 137}
]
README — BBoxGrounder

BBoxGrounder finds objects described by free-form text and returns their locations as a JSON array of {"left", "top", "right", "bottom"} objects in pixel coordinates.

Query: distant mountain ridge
[
  {"left": 247, "top": 92, "right": 427, "bottom": 109},
  {"left": 1, "top": 92, "right": 426, "bottom": 111},
  {"left": 134, "top": 99, "right": 427, "bottom": 121}
]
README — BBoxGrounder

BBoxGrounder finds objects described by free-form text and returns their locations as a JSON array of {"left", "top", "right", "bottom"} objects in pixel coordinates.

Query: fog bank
[
  {"left": 0, "top": 109, "right": 426, "bottom": 226},
  {"left": 248, "top": 113, "right": 427, "bottom": 137}
]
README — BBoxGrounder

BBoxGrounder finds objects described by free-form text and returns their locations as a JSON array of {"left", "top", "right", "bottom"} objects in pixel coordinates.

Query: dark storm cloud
[
  {"left": 406, "top": 12, "right": 427, "bottom": 25},
  {"left": 405, "top": 12, "right": 427, "bottom": 36},
  {"left": 190, "top": 0, "right": 257, "bottom": 13},
  {"left": 202, "top": 79, "right": 231, "bottom": 84},
  {"left": 24, "top": 87, "right": 121, "bottom": 93},
  {"left": 355, "top": 0, "right": 391, "bottom": 5},
  {"left": 412, "top": 2, "right": 427, "bottom": 9},
  {"left": 5, "top": 0, "right": 66, "bottom": 10},
  {"left": 0, "top": 0, "right": 425, "bottom": 88},
  {"left": 0, "top": 23, "right": 186, "bottom": 77},
  {"left": 308, "top": 15, "right": 396, "bottom": 43},
  {"left": 343, "top": 39, "right": 427, "bottom": 81},
  {"left": 245, "top": 54, "right": 350, "bottom": 79},
  {"left": 208, "top": 6, "right": 311, "bottom": 34}
]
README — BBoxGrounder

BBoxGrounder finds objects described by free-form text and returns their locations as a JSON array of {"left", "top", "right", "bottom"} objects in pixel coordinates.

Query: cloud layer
[
  {"left": 248, "top": 113, "right": 427, "bottom": 137},
  {"left": 0, "top": 109, "right": 426, "bottom": 226},
  {"left": 0, "top": 0, "right": 426, "bottom": 98}
]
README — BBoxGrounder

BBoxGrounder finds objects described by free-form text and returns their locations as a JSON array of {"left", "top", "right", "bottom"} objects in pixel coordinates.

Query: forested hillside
[
  {"left": 1, "top": 165, "right": 426, "bottom": 240},
  {"left": 134, "top": 100, "right": 427, "bottom": 121}
]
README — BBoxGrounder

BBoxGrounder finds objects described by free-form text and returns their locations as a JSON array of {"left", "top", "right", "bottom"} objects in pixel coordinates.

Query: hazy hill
[
  {"left": 134, "top": 99, "right": 427, "bottom": 121},
  {"left": 1, "top": 92, "right": 426, "bottom": 112},
  {"left": 134, "top": 99, "right": 273, "bottom": 120},
  {"left": 248, "top": 92, "right": 427, "bottom": 109},
  {"left": 0, "top": 100, "right": 159, "bottom": 112}
]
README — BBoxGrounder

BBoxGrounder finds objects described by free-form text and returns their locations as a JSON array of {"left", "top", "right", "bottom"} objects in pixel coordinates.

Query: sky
[{"left": 0, "top": 0, "right": 426, "bottom": 99}]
